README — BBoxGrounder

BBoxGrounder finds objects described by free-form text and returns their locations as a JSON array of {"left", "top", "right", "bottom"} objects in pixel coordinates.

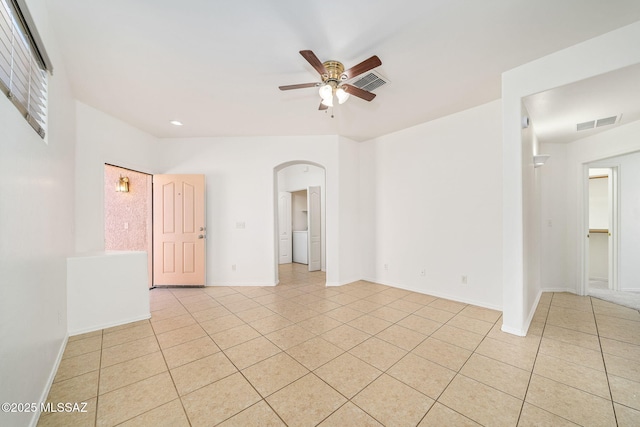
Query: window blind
[{"left": 0, "top": 0, "right": 50, "bottom": 138}]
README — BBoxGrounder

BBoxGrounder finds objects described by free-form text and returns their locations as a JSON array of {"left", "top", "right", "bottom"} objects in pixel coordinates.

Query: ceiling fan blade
[
  {"left": 341, "top": 55, "right": 382, "bottom": 80},
  {"left": 279, "top": 82, "right": 319, "bottom": 91},
  {"left": 341, "top": 84, "right": 376, "bottom": 102},
  {"left": 319, "top": 101, "right": 328, "bottom": 110},
  {"left": 300, "top": 50, "right": 328, "bottom": 76}
]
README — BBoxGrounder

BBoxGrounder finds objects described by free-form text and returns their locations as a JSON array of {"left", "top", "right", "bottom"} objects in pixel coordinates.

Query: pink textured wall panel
[{"left": 104, "top": 165, "right": 151, "bottom": 253}]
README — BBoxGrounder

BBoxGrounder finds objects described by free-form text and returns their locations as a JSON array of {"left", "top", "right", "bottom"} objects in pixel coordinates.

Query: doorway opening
[
  {"left": 583, "top": 165, "right": 618, "bottom": 295},
  {"left": 104, "top": 164, "right": 153, "bottom": 288},
  {"left": 274, "top": 162, "right": 326, "bottom": 285}
]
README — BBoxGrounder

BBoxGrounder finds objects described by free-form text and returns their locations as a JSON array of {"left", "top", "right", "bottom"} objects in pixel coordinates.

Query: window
[{"left": 0, "top": 0, "right": 52, "bottom": 138}]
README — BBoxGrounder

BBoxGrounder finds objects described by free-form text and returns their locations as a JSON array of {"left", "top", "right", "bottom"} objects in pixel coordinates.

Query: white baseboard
[
  {"left": 540, "top": 286, "right": 577, "bottom": 293},
  {"left": 29, "top": 334, "right": 68, "bottom": 427},
  {"left": 208, "top": 281, "right": 276, "bottom": 287},
  {"left": 68, "top": 313, "right": 151, "bottom": 337}
]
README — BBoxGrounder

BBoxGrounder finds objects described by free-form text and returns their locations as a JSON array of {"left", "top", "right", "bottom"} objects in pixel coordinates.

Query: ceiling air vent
[
  {"left": 596, "top": 115, "right": 618, "bottom": 127},
  {"left": 577, "top": 115, "right": 620, "bottom": 132},
  {"left": 349, "top": 70, "right": 389, "bottom": 92},
  {"left": 576, "top": 120, "right": 595, "bottom": 131}
]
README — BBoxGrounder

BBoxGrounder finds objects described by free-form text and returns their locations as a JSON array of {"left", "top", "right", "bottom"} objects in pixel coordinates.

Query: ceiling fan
[{"left": 279, "top": 50, "right": 382, "bottom": 110}]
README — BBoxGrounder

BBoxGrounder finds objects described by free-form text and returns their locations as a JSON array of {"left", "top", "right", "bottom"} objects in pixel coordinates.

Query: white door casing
[
  {"left": 278, "top": 191, "right": 292, "bottom": 264},
  {"left": 308, "top": 186, "right": 321, "bottom": 271}
]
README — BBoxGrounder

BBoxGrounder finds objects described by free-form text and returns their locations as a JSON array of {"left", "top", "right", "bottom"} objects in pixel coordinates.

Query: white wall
[
  {"left": 360, "top": 100, "right": 503, "bottom": 309},
  {"left": 502, "top": 20, "right": 640, "bottom": 335},
  {"left": 337, "top": 136, "right": 362, "bottom": 286},
  {"left": 541, "top": 121, "right": 640, "bottom": 294},
  {"left": 75, "top": 102, "right": 160, "bottom": 252},
  {"left": 0, "top": 1, "right": 76, "bottom": 425},
  {"left": 155, "top": 135, "right": 360, "bottom": 286}
]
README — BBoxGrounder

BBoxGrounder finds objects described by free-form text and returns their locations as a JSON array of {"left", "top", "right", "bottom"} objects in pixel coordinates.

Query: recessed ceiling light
[{"left": 170, "top": 120, "right": 183, "bottom": 126}]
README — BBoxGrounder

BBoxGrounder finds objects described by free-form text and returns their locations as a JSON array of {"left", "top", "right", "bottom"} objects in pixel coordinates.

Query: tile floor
[{"left": 38, "top": 263, "right": 640, "bottom": 426}]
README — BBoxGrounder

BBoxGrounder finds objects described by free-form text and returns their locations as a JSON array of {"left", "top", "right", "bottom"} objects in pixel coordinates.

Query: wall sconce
[
  {"left": 116, "top": 176, "right": 130, "bottom": 192},
  {"left": 533, "top": 154, "right": 550, "bottom": 168}
]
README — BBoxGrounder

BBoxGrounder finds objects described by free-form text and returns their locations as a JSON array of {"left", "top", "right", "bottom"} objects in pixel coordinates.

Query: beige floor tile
[
  {"left": 439, "top": 375, "right": 522, "bottom": 427},
  {"left": 265, "top": 324, "right": 316, "bottom": 350},
  {"left": 414, "top": 306, "right": 456, "bottom": 323},
  {"left": 546, "top": 307, "right": 598, "bottom": 335},
  {"left": 387, "top": 353, "right": 455, "bottom": 399},
  {"left": 102, "top": 319, "right": 150, "bottom": 334},
  {"left": 600, "top": 337, "right": 640, "bottom": 362},
  {"left": 190, "top": 305, "right": 231, "bottom": 322},
  {"left": 486, "top": 323, "right": 541, "bottom": 350},
  {"left": 170, "top": 352, "right": 237, "bottom": 396},
  {"left": 217, "top": 400, "right": 285, "bottom": 427},
  {"left": 99, "top": 351, "right": 167, "bottom": 395},
  {"left": 199, "top": 313, "right": 245, "bottom": 335},
  {"left": 525, "top": 374, "right": 616, "bottom": 426},
  {"left": 517, "top": 403, "right": 580, "bottom": 426},
  {"left": 320, "top": 324, "right": 370, "bottom": 351},
  {"left": 242, "top": 352, "right": 309, "bottom": 397},
  {"left": 533, "top": 353, "right": 610, "bottom": 399},
  {"left": 96, "top": 372, "right": 177, "bottom": 427},
  {"left": 418, "top": 402, "right": 481, "bottom": 427},
  {"left": 314, "top": 353, "right": 382, "bottom": 398},
  {"left": 325, "top": 306, "right": 365, "bottom": 323},
  {"left": 234, "top": 306, "right": 274, "bottom": 323},
  {"left": 150, "top": 306, "right": 189, "bottom": 322},
  {"left": 63, "top": 336, "right": 102, "bottom": 359},
  {"left": 224, "top": 336, "right": 281, "bottom": 369},
  {"left": 317, "top": 402, "right": 382, "bottom": 426},
  {"left": 210, "top": 324, "right": 261, "bottom": 350},
  {"left": 353, "top": 374, "right": 433, "bottom": 427},
  {"left": 155, "top": 324, "right": 207, "bottom": 350},
  {"left": 37, "top": 397, "right": 97, "bottom": 427},
  {"left": 225, "top": 299, "right": 262, "bottom": 313},
  {"left": 365, "top": 292, "right": 401, "bottom": 305},
  {"left": 604, "top": 352, "right": 640, "bottom": 383},
  {"left": 458, "top": 305, "right": 501, "bottom": 323},
  {"left": 101, "top": 323, "right": 154, "bottom": 348},
  {"left": 551, "top": 293, "right": 593, "bottom": 312},
  {"left": 150, "top": 313, "right": 196, "bottom": 334},
  {"left": 431, "top": 325, "right": 484, "bottom": 351},
  {"left": 162, "top": 335, "right": 220, "bottom": 369},
  {"left": 460, "top": 353, "right": 530, "bottom": 399},
  {"left": 216, "top": 293, "right": 252, "bottom": 306},
  {"left": 475, "top": 337, "right": 537, "bottom": 371},
  {"left": 538, "top": 337, "right": 604, "bottom": 371},
  {"left": 46, "top": 370, "right": 98, "bottom": 405},
  {"left": 428, "top": 298, "right": 467, "bottom": 314},
  {"left": 542, "top": 325, "right": 602, "bottom": 351},
  {"left": 386, "top": 298, "right": 423, "bottom": 313},
  {"left": 376, "top": 324, "right": 427, "bottom": 351},
  {"left": 266, "top": 374, "right": 347, "bottom": 427},
  {"left": 182, "top": 372, "right": 261, "bottom": 427},
  {"left": 248, "top": 313, "right": 293, "bottom": 334},
  {"left": 369, "top": 306, "right": 409, "bottom": 323},
  {"left": 303, "top": 298, "right": 342, "bottom": 313},
  {"left": 592, "top": 300, "right": 640, "bottom": 322},
  {"left": 401, "top": 292, "right": 438, "bottom": 305},
  {"left": 412, "top": 337, "right": 472, "bottom": 371},
  {"left": 100, "top": 335, "right": 160, "bottom": 368},
  {"left": 297, "top": 314, "right": 343, "bottom": 335},
  {"left": 447, "top": 314, "right": 494, "bottom": 336},
  {"left": 286, "top": 337, "right": 344, "bottom": 370},
  {"left": 68, "top": 330, "right": 102, "bottom": 342},
  {"left": 349, "top": 337, "right": 408, "bottom": 371},
  {"left": 327, "top": 292, "right": 361, "bottom": 305},
  {"left": 609, "top": 375, "right": 640, "bottom": 410},
  {"left": 203, "top": 286, "right": 238, "bottom": 298},
  {"left": 118, "top": 399, "right": 190, "bottom": 427},
  {"left": 396, "top": 314, "right": 441, "bottom": 335},
  {"left": 345, "top": 299, "right": 384, "bottom": 313},
  {"left": 596, "top": 315, "right": 640, "bottom": 345},
  {"left": 614, "top": 402, "right": 640, "bottom": 427},
  {"left": 348, "top": 314, "right": 393, "bottom": 335},
  {"left": 54, "top": 350, "right": 101, "bottom": 383}
]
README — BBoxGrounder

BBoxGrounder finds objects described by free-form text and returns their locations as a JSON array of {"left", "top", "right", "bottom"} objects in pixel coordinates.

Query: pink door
[{"left": 153, "top": 174, "right": 206, "bottom": 286}]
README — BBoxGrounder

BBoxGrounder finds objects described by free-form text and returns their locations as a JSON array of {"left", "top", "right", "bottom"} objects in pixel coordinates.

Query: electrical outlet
[
  {"left": 461, "top": 275, "right": 468, "bottom": 285},
  {"left": 420, "top": 269, "right": 426, "bottom": 276},
  {"left": 232, "top": 264, "right": 236, "bottom": 271},
  {"left": 384, "top": 263, "right": 388, "bottom": 271}
]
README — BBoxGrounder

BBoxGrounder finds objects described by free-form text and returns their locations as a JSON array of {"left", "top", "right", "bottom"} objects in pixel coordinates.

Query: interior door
[
  {"left": 278, "top": 191, "right": 292, "bottom": 264},
  {"left": 307, "top": 186, "right": 321, "bottom": 271},
  {"left": 153, "top": 174, "right": 206, "bottom": 286}
]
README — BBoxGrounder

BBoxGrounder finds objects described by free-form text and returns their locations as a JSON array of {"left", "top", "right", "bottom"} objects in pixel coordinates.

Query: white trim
[
  {"left": 29, "top": 334, "right": 68, "bottom": 427},
  {"left": 208, "top": 281, "right": 277, "bottom": 287},
  {"left": 67, "top": 314, "right": 150, "bottom": 337}
]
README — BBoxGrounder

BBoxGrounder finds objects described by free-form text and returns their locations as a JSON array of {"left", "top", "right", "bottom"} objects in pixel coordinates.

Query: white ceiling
[
  {"left": 45, "top": 0, "right": 640, "bottom": 141},
  {"left": 524, "top": 63, "right": 640, "bottom": 144}
]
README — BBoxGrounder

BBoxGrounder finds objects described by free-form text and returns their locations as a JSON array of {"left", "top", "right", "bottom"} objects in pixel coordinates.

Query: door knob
[{"left": 198, "top": 234, "right": 205, "bottom": 239}]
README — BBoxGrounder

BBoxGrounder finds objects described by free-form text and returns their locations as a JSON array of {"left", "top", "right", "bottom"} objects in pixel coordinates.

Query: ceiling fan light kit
[{"left": 279, "top": 50, "right": 382, "bottom": 112}]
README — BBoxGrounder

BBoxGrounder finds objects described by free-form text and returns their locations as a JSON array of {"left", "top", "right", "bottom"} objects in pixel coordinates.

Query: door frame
[
  {"left": 581, "top": 164, "right": 619, "bottom": 295},
  {"left": 273, "top": 161, "right": 326, "bottom": 285}
]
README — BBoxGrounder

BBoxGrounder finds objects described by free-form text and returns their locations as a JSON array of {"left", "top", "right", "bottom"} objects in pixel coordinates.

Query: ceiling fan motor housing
[{"left": 322, "top": 61, "right": 345, "bottom": 83}]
